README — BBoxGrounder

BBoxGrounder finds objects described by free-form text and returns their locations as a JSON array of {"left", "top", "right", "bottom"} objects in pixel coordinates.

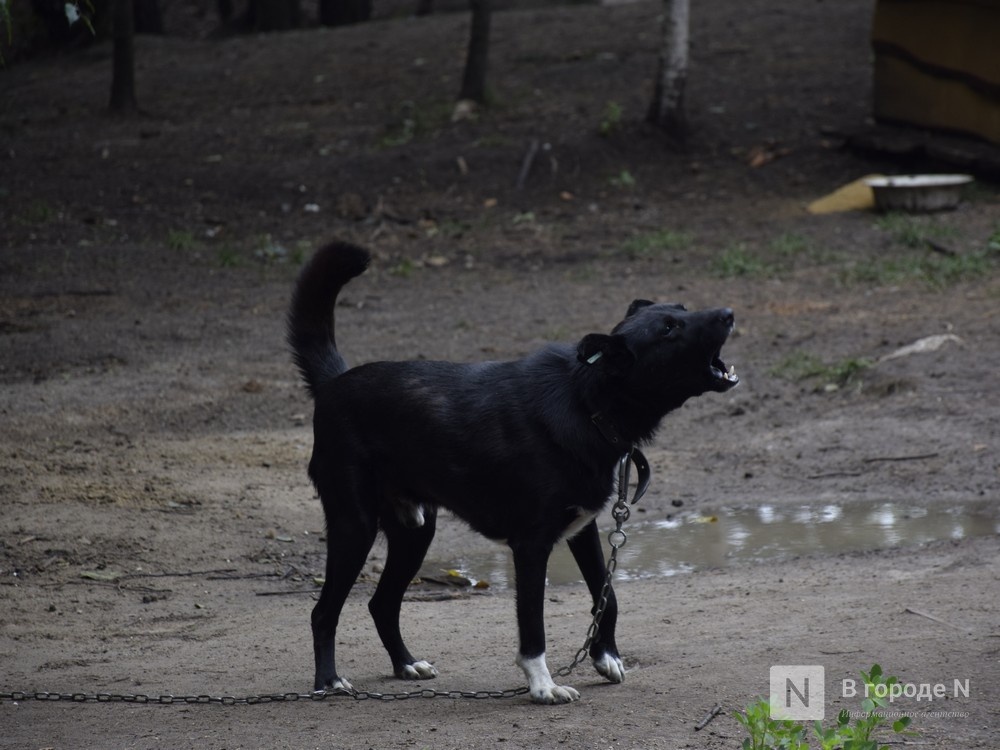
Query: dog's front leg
[
  {"left": 511, "top": 541, "right": 581, "bottom": 704},
  {"left": 567, "top": 519, "right": 625, "bottom": 683}
]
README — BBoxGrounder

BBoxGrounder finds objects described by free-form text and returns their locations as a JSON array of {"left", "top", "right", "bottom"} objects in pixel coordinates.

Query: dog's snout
[{"left": 717, "top": 308, "right": 734, "bottom": 328}]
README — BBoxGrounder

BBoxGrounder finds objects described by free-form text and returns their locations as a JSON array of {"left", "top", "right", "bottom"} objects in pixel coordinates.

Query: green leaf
[
  {"left": 869, "top": 664, "right": 882, "bottom": 680},
  {"left": 861, "top": 697, "right": 875, "bottom": 713},
  {"left": 892, "top": 716, "right": 911, "bottom": 732}
]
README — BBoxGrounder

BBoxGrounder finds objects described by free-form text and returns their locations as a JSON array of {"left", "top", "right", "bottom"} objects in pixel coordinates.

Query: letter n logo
[{"left": 770, "top": 665, "right": 825, "bottom": 720}]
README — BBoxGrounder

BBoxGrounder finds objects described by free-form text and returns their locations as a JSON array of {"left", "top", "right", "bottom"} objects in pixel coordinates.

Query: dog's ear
[
  {"left": 626, "top": 299, "right": 655, "bottom": 318},
  {"left": 577, "top": 333, "right": 635, "bottom": 376}
]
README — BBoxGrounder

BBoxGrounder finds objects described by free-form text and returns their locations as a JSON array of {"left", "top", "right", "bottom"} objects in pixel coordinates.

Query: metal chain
[
  {"left": 0, "top": 688, "right": 531, "bottom": 704},
  {"left": 1, "top": 453, "right": 637, "bottom": 706},
  {"left": 554, "top": 451, "right": 631, "bottom": 678}
]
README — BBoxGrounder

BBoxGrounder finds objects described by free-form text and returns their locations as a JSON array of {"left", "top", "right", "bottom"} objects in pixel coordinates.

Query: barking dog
[{"left": 288, "top": 241, "right": 739, "bottom": 704}]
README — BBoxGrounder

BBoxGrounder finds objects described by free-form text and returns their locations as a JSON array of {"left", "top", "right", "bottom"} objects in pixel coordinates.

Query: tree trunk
[
  {"left": 646, "top": 0, "right": 689, "bottom": 144},
  {"left": 251, "top": 0, "right": 302, "bottom": 31},
  {"left": 133, "top": 0, "right": 163, "bottom": 34},
  {"left": 458, "top": 0, "right": 491, "bottom": 104},
  {"left": 109, "top": 0, "right": 138, "bottom": 114},
  {"left": 318, "top": 0, "right": 372, "bottom": 26}
]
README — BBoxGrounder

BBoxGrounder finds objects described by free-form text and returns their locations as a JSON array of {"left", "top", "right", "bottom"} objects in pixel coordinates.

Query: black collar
[{"left": 591, "top": 411, "right": 627, "bottom": 449}]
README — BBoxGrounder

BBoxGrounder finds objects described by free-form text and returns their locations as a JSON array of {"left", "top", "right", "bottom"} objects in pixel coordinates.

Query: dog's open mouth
[{"left": 709, "top": 349, "right": 740, "bottom": 391}]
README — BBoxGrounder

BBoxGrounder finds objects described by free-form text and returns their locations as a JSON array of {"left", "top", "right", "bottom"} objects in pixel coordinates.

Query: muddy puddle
[{"left": 427, "top": 501, "right": 1000, "bottom": 590}]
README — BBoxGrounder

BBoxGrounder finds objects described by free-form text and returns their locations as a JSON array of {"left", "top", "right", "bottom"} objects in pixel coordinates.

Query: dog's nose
[{"left": 717, "top": 308, "right": 735, "bottom": 328}]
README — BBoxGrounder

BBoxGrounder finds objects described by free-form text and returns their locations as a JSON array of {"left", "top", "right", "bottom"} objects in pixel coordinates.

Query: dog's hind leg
[
  {"left": 369, "top": 506, "right": 439, "bottom": 680},
  {"left": 511, "top": 540, "right": 581, "bottom": 704},
  {"left": 567, "top": 519, "right": 625, "bottom": 683},
  {"left": 312, "top": 492, "right": 378, "bottom": 693}
]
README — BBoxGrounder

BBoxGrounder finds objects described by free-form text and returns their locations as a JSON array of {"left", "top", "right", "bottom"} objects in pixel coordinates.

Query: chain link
[{"left": 2, "top": 452, "right": 639, "bottom": 706}]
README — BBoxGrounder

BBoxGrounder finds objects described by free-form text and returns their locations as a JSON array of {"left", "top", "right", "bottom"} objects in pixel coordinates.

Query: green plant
[
  {"left": 473, "top": 133, "right": 514, "bottom": 149},
  {"left": 167, "top": 229, "right": 196, "bottom": 251},
  {"left": 379, "top": 99, "right": 451, "bottom": 148},
  {"left": 874, "top": 213, "right": 958, "bottom": 249},
  {"left": 217, "top": 246, "right": 242, "bottom": 268},
  {"left": 770, "top": 351, "right": 872, "bottom": 389},
  {"left": 826, "top": 357, "right": 872, "bottom": 388},
  {"left": 609, "top": 169, "right": 636, "bottom": 189},
  {"left": 736, "top": 665, "right": 917, "bottom": 750},
  {"left": 734, "top": 698, "right": 809, "bottom": 750},
  {"left": 768, "top": 232, "right": 810, "bottom": 257},
  {"left": 252, "top": 234, "right": 291, "bottom": 264},
  {"left": 598, "top": 101, "right": 623, "bottom": 137},
  {"left": 15, "top": 200, "right": 55, "bottom": 226},
  {"left": 711, "top": 243, "right": 771, "bottom": 278},
  {"left": 842, "top": 247, "right": 997, "bottom": 289},
  {"left": 987, "top": 225, "right": 1000, "bottom": 252},
  {"left": 621, "top": 229, "right": 693, "bottom": 259},
  {"left": 389, "top": 258, "right": 416, "bottom": 278},
  {"left": 813, "top": 665, "right": 915, "bottom": 750}
]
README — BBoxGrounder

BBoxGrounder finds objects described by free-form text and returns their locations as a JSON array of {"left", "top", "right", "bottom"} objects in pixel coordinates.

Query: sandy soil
[{"left": 2, "top": 0, "right": 999, "bottom": 747}]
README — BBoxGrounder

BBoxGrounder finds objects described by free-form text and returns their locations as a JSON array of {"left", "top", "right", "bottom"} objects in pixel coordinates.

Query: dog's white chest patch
[{"left": 559, "top": 508, "right": 598, "bottom": 542}]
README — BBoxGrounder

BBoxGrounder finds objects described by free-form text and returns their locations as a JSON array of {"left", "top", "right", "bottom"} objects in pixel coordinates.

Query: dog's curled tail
[{"left": 288, "top": 241, "right": 371, "bottom": 396}]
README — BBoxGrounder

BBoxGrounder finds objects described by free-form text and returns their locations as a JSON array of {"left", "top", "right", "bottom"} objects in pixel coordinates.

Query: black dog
[{"left": 288, "top": 241, "right": 739, "bottom": 703}]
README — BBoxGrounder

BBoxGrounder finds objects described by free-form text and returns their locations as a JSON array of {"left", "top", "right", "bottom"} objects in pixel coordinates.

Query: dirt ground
[{"left": 2, "top": 0, "right": 999, "bottom": 748}]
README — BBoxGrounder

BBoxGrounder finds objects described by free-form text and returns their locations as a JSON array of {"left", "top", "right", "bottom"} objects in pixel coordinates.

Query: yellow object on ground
[{"left": 807, "top": 175, "right": 883, "bottom": 214}]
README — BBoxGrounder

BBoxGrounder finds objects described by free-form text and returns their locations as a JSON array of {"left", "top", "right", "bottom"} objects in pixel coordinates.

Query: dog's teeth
[{"left": 728, "top": 365, "right": 736, "bottom": 379}]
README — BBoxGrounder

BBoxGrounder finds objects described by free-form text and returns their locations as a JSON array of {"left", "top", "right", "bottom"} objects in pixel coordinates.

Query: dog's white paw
[
  {"left": 399, "top": 660, "right": 438, "bottom": 680},
  {"left": 517, "top": 653, "right": 581, "bottom": 705},
  {"left": 326, "top": 677, "right": 354, "bottom": 695},
  {"left": 593, "top": 652, "right": 625, "bottom": 684},
  {"left": 530, "top": 683, "right": 581, "bottom": 705}
]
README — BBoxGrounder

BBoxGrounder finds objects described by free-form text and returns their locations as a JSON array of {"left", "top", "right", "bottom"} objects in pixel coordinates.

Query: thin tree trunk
[
  {"left": 646, "top": 0, "right": 689, "bottom": 144},
  {"left": 133, "top": 0, "right": 164, "bottom": 34},
  {"left": 252, "top": 0, "right": 302, "bottom": 30},
  {"left": 109, "top": 0, "right": 138, "bottom": 114},
  {"left": 458, "top": 0, "right": 491, "bottom": 104},
  {"left": 319, "top": 0, "right": 372, "bottom": 26}
]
